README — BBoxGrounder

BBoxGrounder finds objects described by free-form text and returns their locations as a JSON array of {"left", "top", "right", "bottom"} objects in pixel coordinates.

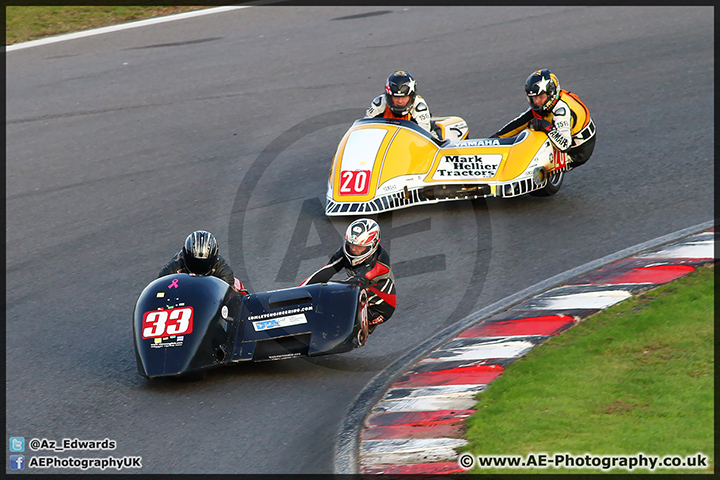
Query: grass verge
[
  {"left": 461, "top": 264, "right": 714, "bottom": 474},
  {"left": 6, "top": 6, "right": 209, "bottom": 45}
]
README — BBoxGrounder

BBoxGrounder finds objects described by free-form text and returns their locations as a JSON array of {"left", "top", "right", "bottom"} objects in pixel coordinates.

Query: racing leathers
[
  {"left": 366, "top": 94, "right": 436, "bottom": 138},
  {"left": 300, "top": 245, "right": 396, "bottom": 331},
  {"left": 491, "top": 89, "right": 596, "bottom": 168},
  {"left": 158, "top": 252, "right": 245, "bottom": 292}
]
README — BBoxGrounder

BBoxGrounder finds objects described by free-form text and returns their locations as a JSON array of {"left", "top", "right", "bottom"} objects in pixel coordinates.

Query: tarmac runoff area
[{"left": 333, "top": 220, "right": 715, "bottom": 475}]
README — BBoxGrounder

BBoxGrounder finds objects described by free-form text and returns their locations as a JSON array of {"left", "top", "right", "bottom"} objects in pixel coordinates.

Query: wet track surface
[{"left": 5, "top": 6, "right": 713, "bottom": 474}]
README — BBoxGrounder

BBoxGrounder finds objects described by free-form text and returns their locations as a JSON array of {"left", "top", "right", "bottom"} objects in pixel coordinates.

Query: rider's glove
[
  {"left": 233, "top": 278, "right": 249, "bottom": 295},
  {"left": 532, "top": 118, "right": 553, "bottom": 134},
  {"left": 369, "top": 315, "right": 385, "bottom": 326}
]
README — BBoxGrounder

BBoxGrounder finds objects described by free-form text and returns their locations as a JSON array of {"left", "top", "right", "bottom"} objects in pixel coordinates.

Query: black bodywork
[{"left": 133, "top": 274, "right": 368, "bottom": 378}]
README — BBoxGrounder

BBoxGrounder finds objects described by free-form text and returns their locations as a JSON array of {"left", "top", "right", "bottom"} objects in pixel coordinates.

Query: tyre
[{"left": 529, "top": 170, "right": 564, "bottom": 197}]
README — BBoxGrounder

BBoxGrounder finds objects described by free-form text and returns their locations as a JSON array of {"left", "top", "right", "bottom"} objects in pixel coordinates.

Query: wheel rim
[{"left": 548, "top": 171, "right": 564, "bottom": 187}]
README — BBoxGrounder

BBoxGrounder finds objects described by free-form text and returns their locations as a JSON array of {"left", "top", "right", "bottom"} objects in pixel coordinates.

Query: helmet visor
[
  {"left": 528, "top": 93, "right": 548, "bottom": 107},
  {"left": 346, "top": 242, "right": 371, "bottom": 257},
  {"left": 183, "top": 254, "right": 214, "bottom": 275},
  {"left": 389, "top": 95, "right": 410, "bottom": 108}
]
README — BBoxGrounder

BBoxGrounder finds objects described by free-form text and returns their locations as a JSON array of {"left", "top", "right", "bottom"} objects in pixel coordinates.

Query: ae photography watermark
[
  {"left": 227, "top": 109, "right": 492, "bottom": 372},
  {"left": 8, "top": 436, "right": 142, "bottom": 472},
  {"left": 457, "top": 451, "right": 710, "bottom": 472}
]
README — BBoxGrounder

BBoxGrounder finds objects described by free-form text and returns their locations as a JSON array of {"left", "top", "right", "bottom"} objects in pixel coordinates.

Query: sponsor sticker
[
  {"left": 150, "top": 338, "right": 185, "bottom": 349},
  {"left": 432, "top": 154, "right": 502, "bottom": 180},
  {"left": 455, "top": 138, "right": 501, "bottom": 147},
  {"left": 268, "top": 352, "right": 303, "bottom": 360},
  {"left": 253, "top": 313, "right": 308, "bottom": 331}
]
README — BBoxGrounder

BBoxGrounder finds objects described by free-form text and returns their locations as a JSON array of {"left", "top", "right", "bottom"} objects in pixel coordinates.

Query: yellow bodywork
[
  {"left": 330, "top": 124, "right": 398, "bottom": 202},
  {"left": 379, "top": 130, "right": 439, "bottom": 185},
  {"left": 496, "top": 130, "right": 552, "bottom": 181},
  {"left": 329, "top": 119, "right": 553, "bottom": 204}
]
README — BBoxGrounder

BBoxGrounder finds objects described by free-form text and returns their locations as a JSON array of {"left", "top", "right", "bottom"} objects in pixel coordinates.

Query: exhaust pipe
[
  {"left": 215, "top": 345, "right": 227, "bottom": 362},
  {"left": 533, "top": 167, "right": 547, "bottom": 186}
]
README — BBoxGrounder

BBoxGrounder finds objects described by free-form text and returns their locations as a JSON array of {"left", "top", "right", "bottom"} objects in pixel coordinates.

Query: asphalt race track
[{"left": 6, "top": 6, "right": 713, "bottom": 475}]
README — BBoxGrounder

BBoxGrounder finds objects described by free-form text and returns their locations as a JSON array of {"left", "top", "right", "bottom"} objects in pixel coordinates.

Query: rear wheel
[{"left": 529, "top": 170, "right": 564, "bottom": 197}]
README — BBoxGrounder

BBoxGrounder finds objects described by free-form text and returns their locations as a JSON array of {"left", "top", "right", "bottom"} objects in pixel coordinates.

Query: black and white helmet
[
  {"left": 182, "top": 230, "right": 219, "bottom": 275},
  {"left": 384, "top": 70, "right": 417, "bottom": 116},
  {"left": 343, "top": 218, "right": 380, "bottom": 266},
  {"left": 525, "top": 69, "right": 560, "bottom": 114}
]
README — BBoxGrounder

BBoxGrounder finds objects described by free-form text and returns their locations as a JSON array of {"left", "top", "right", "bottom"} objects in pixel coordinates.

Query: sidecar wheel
[{"left": 530, "top": 170, "right": 564, "bottom": 197}]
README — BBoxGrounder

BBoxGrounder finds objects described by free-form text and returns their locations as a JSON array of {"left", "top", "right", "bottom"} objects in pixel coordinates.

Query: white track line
[
  {"left": 531, "top": 289, "right": 632, "bottom": 310},
  {"left": 361, "top": 438, "right": 469, "bottom": 465},
  {"left": 637, "top": 240, "right": 714, "bottom": 259},
  {"left": 374, "top": 397, "right": 479, "bottom": 413},
  {"left": 384, "top": 384, "right": 488, "bottom": 400},
  {"left": 361, "top": 438, "right": 469, "bottom": 455},
  {"left": 419, "top": 339, "right": 536, "bottom": 363},
  {"left": 6, "top": 6, "right": 250, "bottom": 52}
]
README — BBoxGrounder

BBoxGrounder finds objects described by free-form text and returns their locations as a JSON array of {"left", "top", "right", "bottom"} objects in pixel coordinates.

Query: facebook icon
[{"left": 10, "top": 454, "right": 25, "bottom": 470}]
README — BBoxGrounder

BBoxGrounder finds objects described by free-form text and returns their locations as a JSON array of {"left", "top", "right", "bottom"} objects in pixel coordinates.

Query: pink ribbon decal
[{"left": 168, "top": 279, "right": 179, "bottom": 289}]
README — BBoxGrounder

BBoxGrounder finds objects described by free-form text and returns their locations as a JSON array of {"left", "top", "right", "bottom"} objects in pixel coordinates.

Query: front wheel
[{"left": 529, "top": 170, "right": 564, "bottom": 197}]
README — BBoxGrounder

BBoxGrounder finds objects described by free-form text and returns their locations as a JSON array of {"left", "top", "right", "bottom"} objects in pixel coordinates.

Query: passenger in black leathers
[
  {"left": 159, "top": 230, "right": 247, "bottom": 293},
  {"left": 300, "top": 219, "right": 396, "bottom": 332}
]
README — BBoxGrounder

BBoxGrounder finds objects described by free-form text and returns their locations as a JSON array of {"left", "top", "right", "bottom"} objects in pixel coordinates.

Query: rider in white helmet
[{"left": 300, "top": 218, "right": 396, "bottom": 332}]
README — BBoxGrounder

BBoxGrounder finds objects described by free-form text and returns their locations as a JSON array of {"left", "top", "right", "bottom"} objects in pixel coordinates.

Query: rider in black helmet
[
  {"left": 159, "top": 230, "right": 247, "bottom": 293},
  {"left": 490, "top": 69, "right": 596, "bottom": 169},
  {"left": 366, "top": 70, "right": 435, "bottom": 138}
]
